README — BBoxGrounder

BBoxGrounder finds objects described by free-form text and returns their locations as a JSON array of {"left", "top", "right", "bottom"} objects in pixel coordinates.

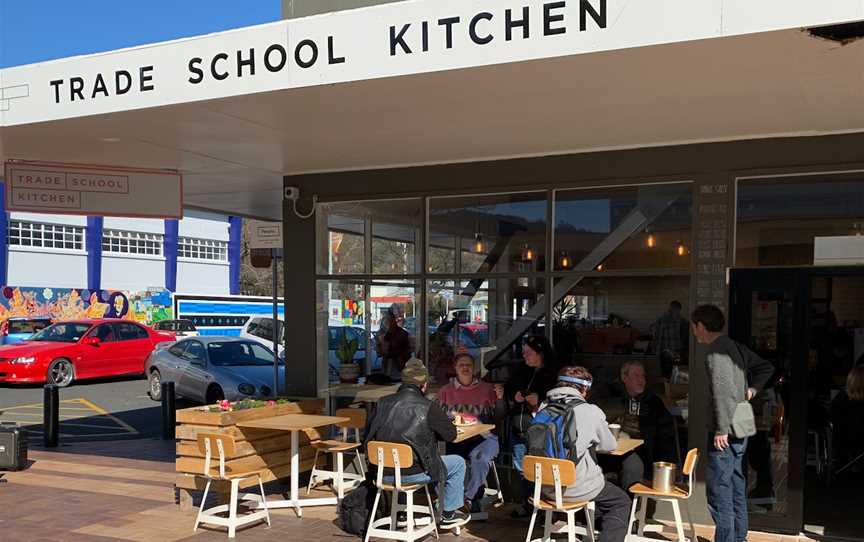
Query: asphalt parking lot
[{"left": 0, "top": 375, "right": 195, "bottom": 443}]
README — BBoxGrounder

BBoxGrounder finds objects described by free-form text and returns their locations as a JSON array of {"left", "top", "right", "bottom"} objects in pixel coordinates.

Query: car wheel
[
  {"left": 206, "top": 385, "right": 225, "bottom": 404},
  {"left": 47, "top": 359, "right": 75, "bottom": 388},
  {"left": 148, "top": 370, "right": 163, "bottom": 401}
]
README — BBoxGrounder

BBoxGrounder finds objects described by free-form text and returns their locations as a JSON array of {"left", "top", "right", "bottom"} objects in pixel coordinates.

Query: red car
[{"left": 0, "top": 319, "right": 175, "bottom": 387}]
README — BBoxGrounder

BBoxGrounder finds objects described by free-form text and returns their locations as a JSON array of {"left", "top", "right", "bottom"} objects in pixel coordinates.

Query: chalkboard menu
[{"left": 694, "top": 183, "right": 731, "bottom": 312}]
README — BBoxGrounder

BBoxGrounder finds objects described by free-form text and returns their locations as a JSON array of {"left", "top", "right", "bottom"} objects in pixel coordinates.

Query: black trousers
[{"left": 591, "top": 481, "right": 633, "bottom": 542}]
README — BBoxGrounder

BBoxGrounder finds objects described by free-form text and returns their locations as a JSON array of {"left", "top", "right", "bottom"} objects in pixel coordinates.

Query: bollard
[
  {"left": 43, "top": 384, "right": 59, "bottom": 447},
  {"left": 161, "top": 381, "right": 176, "bottom": 440}
]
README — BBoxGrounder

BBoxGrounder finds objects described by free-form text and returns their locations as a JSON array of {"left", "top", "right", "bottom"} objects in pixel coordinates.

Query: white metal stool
[
  {"left": 365, "top": 441, "right": 439, "bottom": 542},
  {"left": 307, "top": 407, "right": 367, "bottom": 500},
  {"left": 626, "top": 448, "right": 699, "bottom": 542},
  {"left": 193, "top": 433, "right": 271, "bottom": 539}
]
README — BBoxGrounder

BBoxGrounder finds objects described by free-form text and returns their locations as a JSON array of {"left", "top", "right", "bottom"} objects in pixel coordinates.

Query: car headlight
[
  {"left": 11, "top": 356, "right": 36, "bottom": 364},
  {"left": 238, "top": 383, "right": 256, "bottom": 395}
]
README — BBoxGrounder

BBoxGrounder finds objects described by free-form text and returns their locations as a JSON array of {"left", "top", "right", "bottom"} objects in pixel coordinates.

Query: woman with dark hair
[{"left": 505, "top": 334, "right": 559, "bottom": 517}]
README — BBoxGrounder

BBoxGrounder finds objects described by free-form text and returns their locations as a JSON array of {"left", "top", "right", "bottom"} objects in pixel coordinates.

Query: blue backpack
[{"left": 526, "top": 400, "right": 575, "bottom": 460}]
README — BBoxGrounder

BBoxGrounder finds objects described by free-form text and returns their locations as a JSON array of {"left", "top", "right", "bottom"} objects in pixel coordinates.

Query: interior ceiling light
[
  {"left": 474, "top": 233, "right": 485, "bottom": 254},
  {"left": 646, "top": 233, "right": 656, "bottom": 248},
  {"left": 521, "top": 244, "right": 534, "bottom": 262},
  {"left": 676, "top": 241, "right": 687, "bottom": 257},
  {"left": 560, "top": 252, "right": 571, "bottom": 269}
]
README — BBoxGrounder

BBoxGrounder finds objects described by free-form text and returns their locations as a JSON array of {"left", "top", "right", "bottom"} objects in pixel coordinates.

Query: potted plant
[{"left": 336, "top": 334, "right": 361, "bottom": 383}]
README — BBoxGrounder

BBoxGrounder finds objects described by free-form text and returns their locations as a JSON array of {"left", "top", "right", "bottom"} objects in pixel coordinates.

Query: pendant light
[
  {"left": 559, "top": 252, "right": 571, "bottom": 269},
  {"left": 596, "top": 263, "right": 604, "bottom": 271},
  {"left": 521, "top": 244, "right": 534, "bottom": 262},
  {"left": 646, "top": 232, "right": 656, "bottom": 248},
  {"left": 676, "top": 241, "right": 687, "bottom": 257},
  {"left": 474, "top": 233, "right": 485, "bottom": 254}
]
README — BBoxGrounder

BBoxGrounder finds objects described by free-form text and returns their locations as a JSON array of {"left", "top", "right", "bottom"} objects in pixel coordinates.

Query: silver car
[{"left": 145, "top": 336, "right": 284, "bottom": 403}]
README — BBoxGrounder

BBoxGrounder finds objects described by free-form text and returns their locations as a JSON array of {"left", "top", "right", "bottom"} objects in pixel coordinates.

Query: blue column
[
  {"left": 85, "top": 217, "right": 104, "bottom": 292},
  {"left": 164, "top": 219, "right": 179, "bottom": 292},
  {"left": 228, "top": 216, "right": 242, "bottom": 295},
  {"left": 0, "top": 182, "right": 7, "bottom": 286}
]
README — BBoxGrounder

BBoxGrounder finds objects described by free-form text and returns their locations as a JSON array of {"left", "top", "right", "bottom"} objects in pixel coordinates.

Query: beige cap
[{"left": 401, "top": 358, "right": 429, "bottom": 386}]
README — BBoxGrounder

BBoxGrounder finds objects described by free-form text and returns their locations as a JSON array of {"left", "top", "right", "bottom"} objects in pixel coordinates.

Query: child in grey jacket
[{"left": 539, "top": 366, "right": 631, "bottom": 542}]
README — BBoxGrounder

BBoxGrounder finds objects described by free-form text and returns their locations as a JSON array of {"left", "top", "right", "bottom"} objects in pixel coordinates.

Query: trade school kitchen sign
[
  {"left": 4, "top": 162, "right": 182, "bottom": 218},
  {"left": 1, "top": 0, "right": 863, "bottom": 126}
]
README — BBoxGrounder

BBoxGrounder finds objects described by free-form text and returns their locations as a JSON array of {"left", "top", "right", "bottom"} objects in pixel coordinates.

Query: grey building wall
[{"left": 282, "top": 0, "right": 406, "bottom": 19}]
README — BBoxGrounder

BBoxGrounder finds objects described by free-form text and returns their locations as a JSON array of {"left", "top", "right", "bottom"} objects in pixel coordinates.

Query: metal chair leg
[
  {"left": 306, "top": 449, "right": 320, "bottom": 495},
  {"left": 671, "top": 499, "right": 686, "bottom": 542},
  {"left": 258, "top": 475, "right": 271, "bottom": 527},
  {"left": 584, "top": 502, "right": 597, "bottom": 542},
  {"left": 425, "top": 485, "right": 440, "bottom": 539},
  {"left": 525, "top": 507, "right": 538, "bottom": 542},
  {"left": 626, "top": 494, "right": 639, "bottom": 540},
  {"left": 542, "top": 509, "right": 553, "bottom": 542},
  {"left": 364, "top": 489, "right": 382, "bottom": 542},
  {"left": 227, "top": 479, "right": 240, "bottom": 538},
  {"left": 193, "top": 479, "right": 212, "bottom": 532},
  {"left": 683, "top": 499, "right": 697, "bottom": 542},
  {"left": 637, "top": 496, "right": 648, "bottom": 536}
]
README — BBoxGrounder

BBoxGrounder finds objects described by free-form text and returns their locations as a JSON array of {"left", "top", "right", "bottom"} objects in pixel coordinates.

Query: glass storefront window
[
  {"left": 428, "top": 192, "right": 547, "bottom": 274},
  {"left": 316, "top": 280, "right": 366, "bottom": 383},
  {"left": 736, "top": 174, "right": 864, "bottom": 267},
  {"left": 317, "top": 199, "right": 422, "bottom": 275},
  {"left": 427, "top": 277, "right": 545, "bottom": 383},
  {"left": 368, "top": 279, "right": 419, "bottom": 376},
  {"left": 554, "top": 183, "right": 692, "bottom": 271}
]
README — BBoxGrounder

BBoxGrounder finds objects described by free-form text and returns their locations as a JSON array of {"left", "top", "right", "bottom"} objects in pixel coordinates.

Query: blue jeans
[
  {"left": 449, "top": 436, "right": 499, "bottom": 500},
  {"left": 384, "top": 454, "right": 466, "bottom": 513},
  {"left": 512, "top": 433, "right": 527, "bottom": 473},
  {"left": 706, "top": 436, "right": 748, "bottom": 542}
]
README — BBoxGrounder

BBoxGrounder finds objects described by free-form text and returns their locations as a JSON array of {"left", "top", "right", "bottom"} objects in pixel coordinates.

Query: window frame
[
  {"left": 101, "top": 229, "right": 164, "bottom": 257},
  {"left": 178, "top": 236, "right": 229, "bottom": 263},
  {"left": 8, "top": 220, "right": 85, "bottom": 252}
]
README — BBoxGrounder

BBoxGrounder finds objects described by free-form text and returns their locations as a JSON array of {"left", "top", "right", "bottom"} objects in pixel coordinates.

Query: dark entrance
[{"left": 729, "top": 267, "right": 864, "bottom": 539}]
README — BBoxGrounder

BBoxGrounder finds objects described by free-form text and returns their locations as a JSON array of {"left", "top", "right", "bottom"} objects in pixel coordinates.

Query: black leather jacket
[{"left": 365, "top": 384, "right": 454, "bottom": 481}]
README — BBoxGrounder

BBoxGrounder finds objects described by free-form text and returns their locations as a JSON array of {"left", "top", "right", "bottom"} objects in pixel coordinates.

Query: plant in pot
[{"left": 336, "top": 334, "right": 361, "bottom": 383}]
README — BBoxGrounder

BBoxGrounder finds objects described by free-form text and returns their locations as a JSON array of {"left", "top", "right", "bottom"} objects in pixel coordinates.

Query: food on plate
[{"left": 453, "top": 413, "right": 478, "bottom": 426}]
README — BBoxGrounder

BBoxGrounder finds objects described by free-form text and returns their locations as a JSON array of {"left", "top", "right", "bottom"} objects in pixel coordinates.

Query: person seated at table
[
  {"left": 435, "top": 352, "right": 507, "bottom": 510},
  {"left": 505, "top": 335, "right": 559, "bottom": 518},
  {"left": 543, "top": 366, "right": 632, "bottom": 542},
  {"left": 830, "top": 366, "right": 864, "bottom": 472},
  {"left": 364, "top": 358, "right": 471, "bottom": 529},
  {"left": 604, "top": 359, "right": 677, "bottom": 491}
]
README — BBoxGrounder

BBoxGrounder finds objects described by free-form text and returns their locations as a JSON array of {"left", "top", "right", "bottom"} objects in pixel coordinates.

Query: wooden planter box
[{"left": 175, "top": 398, "right": 324, "bottom": 509}]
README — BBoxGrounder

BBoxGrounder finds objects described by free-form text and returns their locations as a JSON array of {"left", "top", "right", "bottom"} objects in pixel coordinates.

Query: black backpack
[{"left": 336, "top": 479, "right": 380, "bottom": 536}]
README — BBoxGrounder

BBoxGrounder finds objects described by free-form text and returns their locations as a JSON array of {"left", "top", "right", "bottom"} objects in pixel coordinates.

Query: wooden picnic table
[{"left": 238, "top": 413, "right": 349, "bottom": 517}]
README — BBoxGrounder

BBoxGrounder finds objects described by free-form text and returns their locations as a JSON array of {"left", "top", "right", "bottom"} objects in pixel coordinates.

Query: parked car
[
  {"left": 145, "top": 337, "right": 284, "bottom": 403},
  {"left": 240, "top": 316, "right": 285, "bottom": 354},
  {"left": 1, "top": 317, "right": 53, "bottom": 345},
  {"left": 152, "top": 319, "right": 199, "bottom": 338},
  {"left": 0, "top": 319, "right": 175, "bottom": 387}
]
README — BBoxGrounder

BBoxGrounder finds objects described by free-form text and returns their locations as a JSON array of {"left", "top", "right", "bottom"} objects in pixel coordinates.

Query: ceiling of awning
[{"left": 1, "top": 27, "right": 863, "bottom": 220}]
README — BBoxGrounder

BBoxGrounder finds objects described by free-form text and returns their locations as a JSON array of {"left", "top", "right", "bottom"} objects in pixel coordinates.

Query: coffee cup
[{"left": 608, "top": 423, "right": 622, "bottom": 440}]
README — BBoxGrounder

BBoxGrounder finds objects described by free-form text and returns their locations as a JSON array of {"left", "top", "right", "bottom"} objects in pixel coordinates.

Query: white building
[{"left": 4, "top": 208, "right": 240, "bottom": 295}]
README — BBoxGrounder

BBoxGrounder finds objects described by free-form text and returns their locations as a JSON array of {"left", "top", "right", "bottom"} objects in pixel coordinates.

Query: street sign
[
  {"left": 3, "top": 161, "right": 182, "bottom": 218},
  {"left": 248, "top": 220, "right": 283, "bottom": 249}
]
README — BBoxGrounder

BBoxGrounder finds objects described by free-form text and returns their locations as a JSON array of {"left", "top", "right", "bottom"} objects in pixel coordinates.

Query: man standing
[
  {"left": 364, "top": 359, "right": 471, "bottom": 529},
  {"left": 690, "top": 305, "right": 774, "bottom": 542},
  {"left": 652, "top": 300, "right": 688, "bottom": 377}
]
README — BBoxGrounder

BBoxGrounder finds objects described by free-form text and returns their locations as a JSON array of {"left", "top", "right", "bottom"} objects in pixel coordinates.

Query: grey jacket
[
  {"left": 706, "top": 335, "right": 775, "bottom": 436},
  {"left": 541, "top": 387, "right": 617, "bottom": 502}
]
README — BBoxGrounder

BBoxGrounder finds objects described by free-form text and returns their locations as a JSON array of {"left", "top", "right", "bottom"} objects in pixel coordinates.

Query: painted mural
[{"left": 0, "top": 286, "right": 173, "bottom": 325}]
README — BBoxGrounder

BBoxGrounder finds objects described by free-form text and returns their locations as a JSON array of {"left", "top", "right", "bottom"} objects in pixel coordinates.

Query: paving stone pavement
[{"left": 0, "top": 438, "right": 820, "bottom": 542}]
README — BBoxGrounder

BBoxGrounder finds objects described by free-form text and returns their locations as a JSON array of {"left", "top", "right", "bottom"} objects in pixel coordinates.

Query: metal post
[
  {"left": 161, "top": 381, "right": 176, "bottom": 440},
  {"left": 43, "top": 384, "right": 59, "bottom": 447},
  {"left": 272, "top": 248, "right": 279, "bottom": 398}
]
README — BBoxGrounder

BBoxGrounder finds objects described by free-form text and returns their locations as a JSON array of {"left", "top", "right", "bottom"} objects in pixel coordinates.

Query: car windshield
[
  {"left": 8, "top": 319, "right": 51, "bottom": 334},
  {"left": 29, "top": 323, "right": 92, "bottom": 343},
  {"left": 207, "top": 341, "right": 278, "bottom": 367},
  {"left": 178, "top": 321, "right": 196, "bottom": 332}
]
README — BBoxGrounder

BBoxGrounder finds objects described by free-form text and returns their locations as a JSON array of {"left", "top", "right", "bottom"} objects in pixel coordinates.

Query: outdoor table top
[
  {"left": 601, "top": 438, "right": 644, "bottom": 456},
  {"left": 325, "top": 383, "right": 400, "bottom": 401},
  {"left": 453, "top": 423, "right": 496, "bottom": 443},
  {"left": 237, "top": 413, "right": 350, "bottom": 431}
]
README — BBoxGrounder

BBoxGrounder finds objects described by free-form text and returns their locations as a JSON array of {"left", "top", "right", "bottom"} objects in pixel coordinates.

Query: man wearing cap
[{"left": 365, "top": 358, "right": 471, "bottom": 529}]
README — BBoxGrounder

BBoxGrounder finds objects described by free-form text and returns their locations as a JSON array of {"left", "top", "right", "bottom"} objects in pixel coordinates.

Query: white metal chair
[
  {"left": 193, "top": 433, "right": 270, "bottom": 539},
  {"left": 364, "top": 441, "right": 438, "bottom": 542},
  {"left": 307, "top": 407, "right": 367, "bottom": 500},
  {"left": 470, "top": 461, "right": 506, "bottom": 521},
  {"left": 626, "top": 448, "right": 699, "bottom": 542},
  {"left": 523, "top": 455, "right": 596, "bottom": 542}
]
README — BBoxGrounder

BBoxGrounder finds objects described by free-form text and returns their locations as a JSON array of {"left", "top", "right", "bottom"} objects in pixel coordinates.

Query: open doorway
[{"left": 729, "top": 267, "right": 864, "bottom": 539}]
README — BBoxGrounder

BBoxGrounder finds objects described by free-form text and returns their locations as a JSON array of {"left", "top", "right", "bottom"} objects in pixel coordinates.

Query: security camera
[{"left": 284, "top": 186, "right": 300, "bottom": 201}]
